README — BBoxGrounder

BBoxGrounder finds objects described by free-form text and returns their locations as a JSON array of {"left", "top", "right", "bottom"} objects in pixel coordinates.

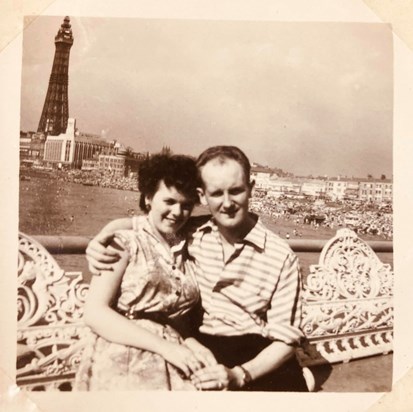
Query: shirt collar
[
  {"left": 196, "top": 213, "right": 266, "bottom": 251},
  {"left": 243, "top": 217, "right": 266, "bottom": 250}
]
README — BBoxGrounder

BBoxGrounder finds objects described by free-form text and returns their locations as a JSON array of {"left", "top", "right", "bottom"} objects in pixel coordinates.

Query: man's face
[{"left": 198, "top": 158, "right": 253, "bottom": 232}]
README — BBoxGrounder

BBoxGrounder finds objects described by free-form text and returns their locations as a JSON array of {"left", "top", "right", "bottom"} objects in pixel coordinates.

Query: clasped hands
[{"left": 182, "top": 338, "right": 243, "bottom": 391}]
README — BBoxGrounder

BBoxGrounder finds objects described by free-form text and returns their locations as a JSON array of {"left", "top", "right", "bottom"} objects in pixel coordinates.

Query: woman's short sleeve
[{"left": 113, "top": 230, "right": 139, "bottom": 263}]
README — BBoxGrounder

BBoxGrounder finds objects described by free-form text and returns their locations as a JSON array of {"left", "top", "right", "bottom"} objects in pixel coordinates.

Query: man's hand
[
  {"left": 86, "top": 218, "right": 135, "bottom": 275},
  {"left": 86, "top": 231, "right": 122, "bottom": 275}
]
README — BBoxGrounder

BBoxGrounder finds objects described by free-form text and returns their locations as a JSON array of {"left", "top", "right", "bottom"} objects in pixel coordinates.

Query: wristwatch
[{"left": 238, "top": 365, "right": 252, "bottom": 387}]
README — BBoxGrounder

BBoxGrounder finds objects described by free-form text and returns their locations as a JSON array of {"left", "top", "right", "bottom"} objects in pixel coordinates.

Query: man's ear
[
  {"left": 249, "top": 179, "right": 255, "bottom": 196},
  {"left": 197, "top": 187, "right": 208, "bottom": 206}
]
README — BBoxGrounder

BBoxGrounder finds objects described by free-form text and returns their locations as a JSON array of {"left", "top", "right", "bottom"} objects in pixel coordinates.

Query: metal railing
[{"left": 33, "top": 235, "right": 393, "bottom": 254}]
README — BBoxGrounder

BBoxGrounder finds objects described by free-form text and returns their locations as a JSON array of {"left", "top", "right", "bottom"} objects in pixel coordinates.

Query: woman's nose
[{"left": 171, "top": 204, "right": 183, "bottom": 217}]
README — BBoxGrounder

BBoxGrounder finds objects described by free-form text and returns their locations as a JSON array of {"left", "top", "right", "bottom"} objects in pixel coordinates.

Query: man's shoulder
[{"left": 257, "top": 219, "right": 294, "bottom": 255}]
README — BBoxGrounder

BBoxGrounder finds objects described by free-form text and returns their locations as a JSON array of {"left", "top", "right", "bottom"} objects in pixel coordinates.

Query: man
[{"left": 86, "top": 146, "right": 307, "bottom": 391}]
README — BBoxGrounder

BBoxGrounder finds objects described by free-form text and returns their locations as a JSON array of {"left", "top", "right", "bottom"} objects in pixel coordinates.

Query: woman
[{"left": 74, "top": 153, "right": 216, "bottom": 391}]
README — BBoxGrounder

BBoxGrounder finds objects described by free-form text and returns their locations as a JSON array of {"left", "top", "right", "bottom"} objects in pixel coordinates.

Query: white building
[
  {"left": 43, "top": 118, "right": 76, "bottom": 164},
  {"left": 43, "top": 118, "right": 116, "bottom": 168},
  {"left": 250, "top": 167, "right": 275, "bottom": 189},
  {"left": 266, "top": 179, "right": 301, "bottom": 198},
  {"left": 359, "top": 180, "right": 392, "bottom": 202},
  {"left": 300, "top": 180, "right": 327, "bottom": 197}
]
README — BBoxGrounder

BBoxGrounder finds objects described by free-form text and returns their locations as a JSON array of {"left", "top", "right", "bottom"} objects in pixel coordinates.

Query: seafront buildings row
[{"left": 251, "top": 167, "right": 392, "bottom": 203}]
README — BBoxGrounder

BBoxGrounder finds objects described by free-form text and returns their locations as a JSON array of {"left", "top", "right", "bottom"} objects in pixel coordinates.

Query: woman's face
[{"left": 146, "top": 180, "right": 195, "bottom": 238}]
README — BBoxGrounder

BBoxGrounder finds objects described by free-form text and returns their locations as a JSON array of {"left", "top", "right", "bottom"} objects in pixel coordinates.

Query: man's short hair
[{"left": 196, "top": 146, "right": 251, "bottom": 185}]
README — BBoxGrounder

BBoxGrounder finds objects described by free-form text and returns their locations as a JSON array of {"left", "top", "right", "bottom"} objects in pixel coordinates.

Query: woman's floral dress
[{"left": 74, "top": 216, "right": 200, "bottom": 391}]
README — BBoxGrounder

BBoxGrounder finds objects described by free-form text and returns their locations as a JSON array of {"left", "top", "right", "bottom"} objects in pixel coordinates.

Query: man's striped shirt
[{"left": 187, "top": 216, "right": 304, "bottom": 345}]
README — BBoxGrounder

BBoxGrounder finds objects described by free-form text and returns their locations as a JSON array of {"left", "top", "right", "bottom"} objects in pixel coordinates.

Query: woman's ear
[
  {"left": 144, "top": 195, "right": 152, "bottom": 211},
  {"left": 197, "top": 187, "right": 208, "bottom": 206}
]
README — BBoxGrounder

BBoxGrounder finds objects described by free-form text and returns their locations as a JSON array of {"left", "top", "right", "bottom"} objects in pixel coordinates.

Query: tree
[
  {"left": 380, "top": 174, "right": 386, "bottom": 180},
  {"left": 160, "top": 145, "right": 172, "bottom": 155},
  {"left": 125, "top": 146, "right": 134, "bottom": 156}
]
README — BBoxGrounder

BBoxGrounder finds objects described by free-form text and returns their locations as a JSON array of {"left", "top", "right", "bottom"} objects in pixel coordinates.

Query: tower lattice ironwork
[{"left": 37, "top": 16, "right": 74, "bottom": 136}]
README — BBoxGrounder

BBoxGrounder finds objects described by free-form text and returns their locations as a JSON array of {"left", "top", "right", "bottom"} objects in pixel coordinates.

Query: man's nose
[{"left": 222, "top": 193, "right": 233, "bottom": 208}]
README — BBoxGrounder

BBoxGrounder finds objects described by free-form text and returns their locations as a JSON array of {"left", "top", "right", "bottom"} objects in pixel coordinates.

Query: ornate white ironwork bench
[
  {"left": 296, "top": 228, "right": 393, "bottom": 391},
  {"left": 17, "top": 233, "right": 91, "bottom": 390},
  {"left": 16, "top": 228, "right": 393, "bottom": 391}
]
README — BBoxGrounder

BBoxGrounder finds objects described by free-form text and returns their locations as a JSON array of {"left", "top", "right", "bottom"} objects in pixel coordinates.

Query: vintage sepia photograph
[{"left": 16, "top": 15, "right": 394, "bottom": 395}]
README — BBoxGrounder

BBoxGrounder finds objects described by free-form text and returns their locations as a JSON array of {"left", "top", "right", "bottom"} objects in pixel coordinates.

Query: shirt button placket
[{"left": 172, "top": 264, "right": 182, "bottom": 297}]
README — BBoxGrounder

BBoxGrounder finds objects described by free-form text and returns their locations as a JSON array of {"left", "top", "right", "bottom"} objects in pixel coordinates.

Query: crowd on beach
[
  {"left": 62, "top": 170, "right": 139, "bottom": 191},
  {"left": 21, "top": 167, "right": 139, "bottom": 192},
  {"left": 249, "top": 193, "right": 393, "bottom": 240}
]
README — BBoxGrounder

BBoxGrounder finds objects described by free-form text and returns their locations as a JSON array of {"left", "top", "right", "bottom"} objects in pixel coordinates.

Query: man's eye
[{"left": 230, "top": 188, "right": 245, "bottom": 195}]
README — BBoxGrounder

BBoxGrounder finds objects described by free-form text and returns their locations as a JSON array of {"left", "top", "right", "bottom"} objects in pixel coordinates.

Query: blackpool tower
[{"left": 37, "top": 16, "right": 74, "bottom": 136}]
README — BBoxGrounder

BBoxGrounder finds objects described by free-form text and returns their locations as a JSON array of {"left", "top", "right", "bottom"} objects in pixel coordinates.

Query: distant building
[
  {"left": 81, "top": 159, "right": 99, "bottom": 172},
  {"left": 71, "top": 133, "right": 115, "bottom": 169},
  {"left": 326, "top": 177, "right": 393, "bottom": 202},
  {"left": 250, "top": 166, "right": 277, "bottom": 190},
  {"left": 266, "top": 179, "right": 301, "bottom": 198},
  {"left": 300, "top": 179, "right": 327, "bottom": 198},
  {"left": 359, "top": 179, "right": 392, "bottom": 203},
  {"left": 97, "top": 154, "right": 126, "bottom": 176},
  {"left": 20, "top": 131, "right": 46, "bottom": 165},
  {"left": 326, "top": 177, "right": 360, "bottom": 201},
  {"left": 19, "top": 132, "right": 32, "bottom": 161},
  {"left": 43, "top": 118, "right": 119, "bottom": 168}
]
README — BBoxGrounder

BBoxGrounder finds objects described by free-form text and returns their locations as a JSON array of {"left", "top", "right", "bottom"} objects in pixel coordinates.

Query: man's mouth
[{"left": 221, "top": 209, "right": 238, "bottom": 217}]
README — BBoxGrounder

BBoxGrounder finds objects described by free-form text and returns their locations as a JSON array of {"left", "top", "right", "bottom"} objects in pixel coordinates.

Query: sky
[{"left": 20, "top": 16, "right": 393, "bottom": 178}]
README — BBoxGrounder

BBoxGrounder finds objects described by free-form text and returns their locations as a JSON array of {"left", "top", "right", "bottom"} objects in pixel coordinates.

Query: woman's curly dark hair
[{"left": 138, "top": 153, "right": 200, "bottom": 213}]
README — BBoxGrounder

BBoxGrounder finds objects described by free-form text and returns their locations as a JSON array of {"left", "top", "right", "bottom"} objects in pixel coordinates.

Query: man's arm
[{"left": 86, "top": 217, "right": 133, "bottom": 275}]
